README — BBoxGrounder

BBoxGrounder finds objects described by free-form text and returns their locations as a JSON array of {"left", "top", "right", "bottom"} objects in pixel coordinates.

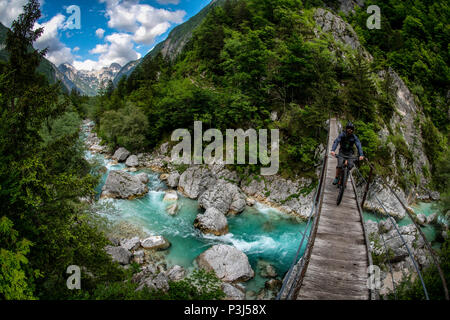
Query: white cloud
[
  {"left": 101, "top": 0, "right": 186, "bottom": 45},
  {"left": 74, "top": 32, "right": 141, "bottom": 71},
  {"left": 156, "top": 0, "right": 180, "bottom": 4},
  {"left": 0, "top": 0, "right": 45, "bottom": 27},
  {"left": 95, "top": 28, "right": 105, "bottom": 38},
  {"left": 73, "top": 46, "right": 80, "bottom": 52},
  {"left": 33, "top": 13, "right": 75, "bottom": 66}
]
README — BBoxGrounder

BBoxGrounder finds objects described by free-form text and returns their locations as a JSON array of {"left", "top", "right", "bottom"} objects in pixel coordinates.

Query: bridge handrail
[
  {"left": 276, "top": 119, "right": 330, "bottom": 300},
  {"left": 352, "top": 160, "right": 449, "bottom": 300}
]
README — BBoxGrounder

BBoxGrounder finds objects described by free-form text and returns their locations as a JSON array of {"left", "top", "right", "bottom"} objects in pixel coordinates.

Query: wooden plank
[
  {"left": 317, "top": 218, "right": 364, "bottom": 232},
  {"left": 305, "top": 263, "right": 368, "bottom": 282},
  {"left": 313, "top": 238, "right": 366, "bottom": 252},
  {"left": 309, "top": 254, "right": 368, "bottom": 269},
  {"left": 309, "top": 245, "right": 367, "bottom": 262},
  {"left": 315, "top": 232, "right": 366, "bottom": 246},
  {"left": 298, "top": 283, "right": 369, "bottom": 300},
  {"left": 297, "top": 289, "right": 368, "bottom": 300}
]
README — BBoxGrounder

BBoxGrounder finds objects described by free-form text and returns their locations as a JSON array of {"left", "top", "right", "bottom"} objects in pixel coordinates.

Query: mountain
[
  {"left": 113, "top": 0, "right": 227, "bottom": 85},
  {"left": 113, "top": 59, "right": 141, "bottom": 86},
  {"left": 58, "top": 62, "right": 122, "bottom": 96},
  {"left": 0, "top": 22, "right": 77, "bottom": 94}
]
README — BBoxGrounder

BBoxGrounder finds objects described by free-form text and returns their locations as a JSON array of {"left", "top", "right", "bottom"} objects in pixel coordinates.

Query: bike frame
[{"left": 335, "top": 154, "right": 359, "bottom": 205}]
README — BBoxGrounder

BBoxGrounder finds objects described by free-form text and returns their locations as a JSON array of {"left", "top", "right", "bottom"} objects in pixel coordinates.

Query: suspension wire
[
  {"left": 366, "top": 162, "right": 449, "bottom": 300},
  {"left": 352, "top": 168, "right": 398, "bottom": 299},
  {"left": 276, "top": 119, "right": 330, "bottom": 300},
  {"left": 352, "top": 166, "right": 429, "bottom": 300}
]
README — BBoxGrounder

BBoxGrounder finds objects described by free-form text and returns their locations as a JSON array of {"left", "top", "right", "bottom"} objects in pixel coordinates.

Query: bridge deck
[{"left": 296, "top": 118, "right": 370, "bottom": 300}]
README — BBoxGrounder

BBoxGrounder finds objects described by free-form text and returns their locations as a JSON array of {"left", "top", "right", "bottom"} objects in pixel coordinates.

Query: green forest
[{"left": 0, "top": 0, "right": 449, "bottom": 300}]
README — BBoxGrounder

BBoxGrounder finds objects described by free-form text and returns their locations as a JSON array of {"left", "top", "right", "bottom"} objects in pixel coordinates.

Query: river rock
[
  {"left": 196, "top": 244, "right": 254, "bottom": 283},
  {"left": 120, "top": 237, "right": 140, "bottom": 251},
  {"left": 113, "top": 147, "right": 131, "bottom": 162},
  {"left": 222, "top": 283, "right": 245, "bottom": 300},
  {"left": 416, "top": 214, "right": 427, "bottom": 226},
  {"left": 163, "top": 190, "right": 178, "bottom": 202},
  {"left": 194, "top": 207, "right": 229, "bottom": 236},
  {"left": 125, "top": 154, "right": 139, "bottom": 167},
  {"left": 426, "top": 213, "right": 437, "bottom": 225},
  {"left": 166, "top": 265, "right": 186, "bottom": 281},
  {"left": 178, "top": 166, "right": 217, "bottom": 199},
  {"left": 141, "top": 236, "right": 171, "bottom": 250},
  {"left": 265, "top": 279, "right": 282, "bottom": 291},
  {"left": 105, "top": 245, "right": 132, "bottom": 265},
  {"left": 166, "top": 203, "right": 179, "bottom": 216},
  {"left": 364, "top": 220, "right": 379, "bottom": 237},
  {"left": 167, "top": 172, "right": 180, "bottom": 188},
  {"left": 132, "top": 250, "right": 145, "bottom": 264},
  {"left": 135, "top": 172, "right": 149, "bottom": 184},
  {"left": 378, "top": 219, "right": 395, "bottom": 233},
  {"left": 198, "top": 180, "right": 246, "bottom": 215},
  {"left": 101, "top": 170, "right": 149, "bottom": 199}
]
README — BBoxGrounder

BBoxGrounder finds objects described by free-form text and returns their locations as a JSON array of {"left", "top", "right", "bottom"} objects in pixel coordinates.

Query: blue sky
[{"left": 0, "top": 0, "right": 212, "bottom": 70}]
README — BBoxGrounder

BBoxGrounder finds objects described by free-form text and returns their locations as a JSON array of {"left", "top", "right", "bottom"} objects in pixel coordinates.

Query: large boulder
[
  {"left": 163, "top": 190, "right": 178, "bottom": 202},
  {"left": 167, "top": 172, "right": 180, "bottom": 188},
  {"left": 101, "top": 170, "right": 149, "bottom": 199},
  {"left": 198, "top": 180, "right": 246, "bottom": 215},
  {"left": 125, "top": 155, "right": 139, "bottom": 167},
  {"left": 113, "top": 147, "right": 130, "bottom": 162},
  {"left": 178, "top": 166, "right": 216, "bottom": 199},
  {"left": 141, "top": 236, "right": 171, "bottom": 250},
  {"left": 222, "top": 283, "right": 245, "bottom": 300},
  {"left": 105, "top": 245, "right": 132, "bottom": 265},
  {"left": 194, "top": 207, "right": 229, "bottom": 236},
  {"left": 196, "top": 244, "right": 254, "bottom": 283},
  {"left": 135, "top": 172, "right": 149, "bottom": 184},
  {"left": 120, "top": 237, "right": 140, "bottom": 251}
]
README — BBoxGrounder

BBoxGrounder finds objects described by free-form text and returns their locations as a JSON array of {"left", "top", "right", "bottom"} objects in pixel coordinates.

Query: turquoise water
[
  {"left": 86, "top": 149, "right": 310, "bottom": 294},
  {"left": 363, "top": 202, "right": 440, "bottom": 245}
]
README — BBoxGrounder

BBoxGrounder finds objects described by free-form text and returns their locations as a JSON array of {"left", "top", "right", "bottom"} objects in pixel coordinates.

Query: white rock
[
  {"left": 141, "top": 236, "right": 171, "bottom": 250},
  {"left": 120, "top": 237, "right": 140, "bottom": 251},
  {"left": 167, "top": 172, "right": 180, "bottom": 188},
  {"left": 125, "top": 155, "right": 139, "bottom": 167},
  {"left": 222, "top": 283, "right": 245, "bottom": 300},
  {"left": 194, "top": 207, "right": 229, "bottom": 236},
  {"left": 105, "top": 245, "right": 132, "bottom": 265},
  {"left": 196, "top": 244, "right": 254, "bottom": 283},
  {"left": 163, "top": 190, "right": 178, "bottom": 202},
  {"left": 112, "top": 147, "right": 130, "bottom": 162},
  {"left": 135, "top": 172, "right": 149, "bottom": 184},
  {"left": 101, "top": 170, "right": 148, "bottom": 199}
]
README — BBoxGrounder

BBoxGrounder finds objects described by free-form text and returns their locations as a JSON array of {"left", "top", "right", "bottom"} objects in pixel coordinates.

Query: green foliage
[
  {"left": 388, "top": 235, "right": 450, "bottom": 300},
  {"left": 346, "top": 0, "right": 450, "bottom": 133},
  {"left": 0, "top": 216, "right": 36, "bottom": 300},
  {"left": 98, "top": 102, "right": 149, "bottom": 152}
]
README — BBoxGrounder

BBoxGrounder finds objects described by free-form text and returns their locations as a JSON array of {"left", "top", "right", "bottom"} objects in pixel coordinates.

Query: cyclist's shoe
[{"left": 332, "top": 177, "right": 339, "bottom": 185}]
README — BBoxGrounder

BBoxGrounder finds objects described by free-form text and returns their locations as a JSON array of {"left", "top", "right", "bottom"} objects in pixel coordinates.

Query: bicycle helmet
[{"left": 345, "top": 121, "right": 355, "bottom": 130}]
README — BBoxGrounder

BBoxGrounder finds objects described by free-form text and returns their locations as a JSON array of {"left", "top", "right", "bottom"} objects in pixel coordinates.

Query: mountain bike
[{"left": 335, "top": 154, "right": 359, "bottom": 206}]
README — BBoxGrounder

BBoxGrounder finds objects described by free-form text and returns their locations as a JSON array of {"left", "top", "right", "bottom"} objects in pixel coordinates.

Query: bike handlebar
[{"left": 334, "top": 154, "right": 361, "bottom": 160}]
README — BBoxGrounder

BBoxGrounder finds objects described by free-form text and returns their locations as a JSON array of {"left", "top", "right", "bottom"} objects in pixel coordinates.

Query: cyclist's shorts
[{"left": 337, "top": 151, "right": 355, "bottom": 169}]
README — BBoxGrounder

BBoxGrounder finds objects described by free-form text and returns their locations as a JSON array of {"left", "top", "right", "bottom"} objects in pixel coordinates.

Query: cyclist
[{"left": 330, "top": 121, "right": 364, "bottom": 185}]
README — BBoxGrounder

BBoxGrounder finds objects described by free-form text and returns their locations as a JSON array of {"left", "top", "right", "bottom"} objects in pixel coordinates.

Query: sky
[{"left": 0, "top": 0, "right": 212, "bottom": 70}]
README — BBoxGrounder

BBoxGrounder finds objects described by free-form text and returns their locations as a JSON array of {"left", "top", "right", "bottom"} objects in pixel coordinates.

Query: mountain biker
[{"left": 330, "top": 121, "right": 364, "bottom": 185}]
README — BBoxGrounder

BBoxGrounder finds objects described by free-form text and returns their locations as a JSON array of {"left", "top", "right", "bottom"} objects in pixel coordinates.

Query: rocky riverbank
[
  {"left": 81, "top": 120, "right": 287, "bottom": 299},
  {"left": 364, "top": 216, "right": 443, "bottom": 296}
]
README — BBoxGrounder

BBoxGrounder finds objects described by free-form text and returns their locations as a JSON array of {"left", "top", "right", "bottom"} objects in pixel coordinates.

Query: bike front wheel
[{"left": 336, "top": 169, "right": 348, "bottom": 205}]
